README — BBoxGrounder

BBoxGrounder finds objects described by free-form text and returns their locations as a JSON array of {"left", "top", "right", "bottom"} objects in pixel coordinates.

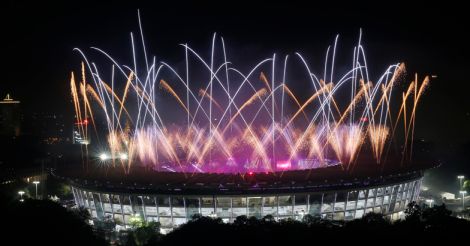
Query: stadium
[
  {"left": 59, "top": 157, "right": 434, "bottom": 232},
  {"left": 64, "top": 27, "right": 434, "bottom": 233}
]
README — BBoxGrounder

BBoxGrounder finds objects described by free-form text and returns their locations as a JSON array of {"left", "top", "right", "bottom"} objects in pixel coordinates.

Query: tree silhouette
[
  {"left": 404, "top": 201, "right": 422, "bottom": 221},
  {"left": 4, "top": 199, "right": 106, "bottom": 245}
]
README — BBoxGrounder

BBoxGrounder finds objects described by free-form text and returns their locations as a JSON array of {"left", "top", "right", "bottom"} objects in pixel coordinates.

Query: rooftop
[
  {"left": 0, "top": 93, "right": 20, "bottom": 104},
  {"left": 55, "top": 156, "right": 438, "bottom": 195}
]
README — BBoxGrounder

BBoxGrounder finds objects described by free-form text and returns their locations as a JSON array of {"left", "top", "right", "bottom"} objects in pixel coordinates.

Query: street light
[
  {"left": 18, "top": 191, "right": 25, "bottom": 202},
  {"left": 460, "top": 191, "right": 467, "bottom": 210},
  {"left": 32, "top": 181, "right": 40, "bottom": 199},
  {"left": 458, "top": 175, "right": 465, "bottom": 189},
  {"left": 425, "top": 199, "right": 434, "bottom": 208}
]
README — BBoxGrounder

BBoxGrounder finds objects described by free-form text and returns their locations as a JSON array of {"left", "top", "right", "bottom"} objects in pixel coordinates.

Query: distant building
[
  {"left": 0, "top": 93, "right": 21, "bottom": 136},
  {"left": 440, "top": 192, "right": 456, "bottom": 200},
  {"left": 73, "top": 119, "right": 89, "bottom": 145},
  {"left": 29, "top": 112, "right": 69, "bottom": 144}
]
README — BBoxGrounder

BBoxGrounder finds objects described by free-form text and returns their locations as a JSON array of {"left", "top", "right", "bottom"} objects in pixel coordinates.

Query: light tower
[
  {"left": 457, "top": 175, "right": 465, "bottom": 189},
  {"left": 460, "top": 190, "right": 467, "bottom": 210},
  {"left": 18, "top": 190, "right": 25, "bottom": 202},
  {"left": 33, "top": 181, "right": 40, "bottom": 199}
]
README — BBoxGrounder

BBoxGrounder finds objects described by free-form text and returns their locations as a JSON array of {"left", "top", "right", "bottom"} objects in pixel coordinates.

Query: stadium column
[
  {"left": 183, "top": 197, "right": 186, "bottom": 222},
  {"left": 89, "top": 192, "right": 97, "bottom": 218},
  {"left": 353, "top": 190, "right": 360, "bottom": 218},
  {"left": 118, "top": 195, "right": 125, "bottom": 225},
  {"left": 80, "top": 190, "right": 87, "bottom": 208},
  {"left": 365, "top": 189, "right": 371, "bottom": 216},
  {"left": 72, "top": 187, "right": 79, "bottom": 207},
  {"left": 292, "top": 195, "right": 295, "bottom": 219},
  {"left": 154, "top": 197, "right": 159, "bottom": 222},
  {"left": 372, "top": 188, "right": 377, "bottom": 212},
  {"left": 384, "top": 186, "right": 392, "bottom": 215},
  {"left": 140, "top": 196, "right": 147, "bottom": 222},
  {"left": 246, "top": 196, "right": 249, "bottom": 216},
  {"left": 306, "top": 194, "right": 310, "bottom": 215},
  {"left": 169, "top": 196, "right": 173, "bottom": 226},
  {"left": 276, "top": 195, "right": 280, "bottom": 220},
  {"left": 110, "top": 194, "right": 115, "bottom": 221},
  {"left": 404, "top": 183, "right": 411, "bottom": 209},
  {"left": 408, "top": 182, "right": 415, "bottom": 205},
  {"left": 230, "top": 197, "right": 234, "bottom": 222},
  {"left": 387, "top": 186, "right": 398, "bottom": 214},
  {"left": 198, "top": 197, "right": 202, "bottom": 215},
  {"left": 413, "top": 180, "right": 421, "bottom": 202},
  {"left": 76, "top": 188, "right": 82, "bottom": 207},
  {"left": 332, "top": 192, "right": 337, "bottom": 219},
  {"left": 98, "top": 193, "right": 105, "bottom": 219},
  {"left": 380, "top": 188, "right": 385, "bottom": 213},
  {"left": 320, "top": 193, "right": 324, "bottom": 218},
  {"left": 261, "top": 196, "right": 264, "bottom": 218},
  {"left": 213, "top": 195, "right": 217, "bottom": 217},
  {"left": 129, "top": 196, "right": 135, "bottom": 217}
]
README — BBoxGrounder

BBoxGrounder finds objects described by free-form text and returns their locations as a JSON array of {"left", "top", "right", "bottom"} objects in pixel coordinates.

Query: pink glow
[{"left": 276, "top": 161, "right": 291, "bottom": 170}]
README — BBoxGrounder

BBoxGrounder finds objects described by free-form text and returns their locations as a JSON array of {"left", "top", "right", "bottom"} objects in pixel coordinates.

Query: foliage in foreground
[
  {"left": 156, "top": 202, "right": 470, "bottom": 245},
  {"left": 2, "top": 197, "right": 106, "bottom": 245}
]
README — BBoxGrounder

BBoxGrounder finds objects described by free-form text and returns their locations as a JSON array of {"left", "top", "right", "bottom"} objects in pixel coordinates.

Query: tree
[
  {"left": 404, "top": 201, "right": 422, "bottom": 221},
  {"left": 5, "top": 199, "right": 106, "bottom": 245},
  {"left": 247, "top": 216, "right": 260, "bottom": 226},
  {"left": 190, "top": 213, "right": 202, "bottom": 221},
  {"left": 133, "top": 221, "right": 161, "bottom": 246},
  {"left": 125, "top": 232, "right": 138, "bottom": 246},
  {"left": 302, "top": 214, "right": 316, "bottom": 225},
  {"left": 360, "top": 212, "right": 389, "bottom": 226},
  {"left": 262, "top": 214, "right": 275, "bottom": 223},
  {"left": 59, "top": 183, "right": 72, "bottom": 197},
  {"left": 129, "top": 214, "right": 144, "bottom": 228},
  {"left": 464, "top": 180, "right": 470, "bottom": 193},
  {"left": 73, "top": 206, "right": 91, "bottom": 221},
  {"left": 233, "top": 215, "right": 248, "bottom": 226},
  {"left": 422, "top": 203, "right": 452, "bottom": 222}
]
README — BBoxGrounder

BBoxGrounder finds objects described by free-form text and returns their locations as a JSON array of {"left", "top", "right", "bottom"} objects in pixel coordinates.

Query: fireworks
[{"left": 70, "top": 17, "right": 430, "bottom": 174}]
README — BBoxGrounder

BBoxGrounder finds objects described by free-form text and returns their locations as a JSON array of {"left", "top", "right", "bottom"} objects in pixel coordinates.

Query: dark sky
[{"left": 2, "top": 0, "right": 470, "bottom": 185}]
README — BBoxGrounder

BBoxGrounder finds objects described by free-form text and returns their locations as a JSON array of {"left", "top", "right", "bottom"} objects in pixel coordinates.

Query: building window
[{"left": 216, "top": 197, "right": 232, "bottom": 218}]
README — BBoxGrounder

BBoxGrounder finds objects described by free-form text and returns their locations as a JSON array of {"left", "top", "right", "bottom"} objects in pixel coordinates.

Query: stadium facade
[{"left": 64, "top": 162, "right": 429, "bottom": 232}]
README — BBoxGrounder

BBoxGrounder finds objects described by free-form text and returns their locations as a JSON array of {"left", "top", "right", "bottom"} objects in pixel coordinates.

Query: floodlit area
[{"left": 72, "top": 177, "right": 421, "bottom": 231}]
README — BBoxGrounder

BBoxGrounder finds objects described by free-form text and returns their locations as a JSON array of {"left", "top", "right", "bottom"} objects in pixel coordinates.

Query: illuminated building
[
  {"left": 0, "top": 93, "right": 21, "bottom": 136},
  {"left": 73, "top": 119, "right": 89, "bottom": 145}
]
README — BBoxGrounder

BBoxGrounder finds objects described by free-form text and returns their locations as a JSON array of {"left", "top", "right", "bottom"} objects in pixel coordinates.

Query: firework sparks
[{"left": 70, "top": 17, "right": 430, "bottom": 174}]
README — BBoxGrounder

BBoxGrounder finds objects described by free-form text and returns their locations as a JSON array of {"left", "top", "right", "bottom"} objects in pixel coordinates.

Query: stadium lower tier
[{"left": 71, "top": 177, "right": 422, "bottom": 232}]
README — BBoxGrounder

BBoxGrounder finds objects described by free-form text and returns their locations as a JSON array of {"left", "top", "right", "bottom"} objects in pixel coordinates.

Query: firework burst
[{"left": 70, "top": 14, "right": 430, "bottom": 174}]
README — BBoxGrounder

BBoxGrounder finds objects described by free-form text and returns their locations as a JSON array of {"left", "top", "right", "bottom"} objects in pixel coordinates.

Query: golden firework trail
[{"left": 70, "top": 22, "right": 431, "bottom": 173}]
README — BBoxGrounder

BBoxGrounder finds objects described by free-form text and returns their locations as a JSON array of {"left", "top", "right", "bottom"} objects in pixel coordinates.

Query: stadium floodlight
[{"left": 99, "top": 153, "right": 109, "bottom": 161}]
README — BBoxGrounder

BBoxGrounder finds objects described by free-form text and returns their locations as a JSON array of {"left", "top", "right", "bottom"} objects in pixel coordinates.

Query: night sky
[{"left": 3, "top": 1, "right": 469, "bottom": 189}]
